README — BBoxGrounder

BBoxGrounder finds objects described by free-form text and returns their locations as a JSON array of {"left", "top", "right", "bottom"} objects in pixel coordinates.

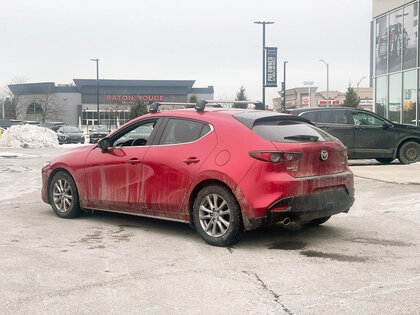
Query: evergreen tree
[
  {"left": 188, "top": 94, "right": 198, "bottom": 103},
  {"left": 233, "top": 85, "right": 248, "bottom": 109},
  {"left": 342, "top": 86, "right": 359, "bottom": 108},
  {"left": 129, "top": 99, "right": 148, "bottom": 120}
]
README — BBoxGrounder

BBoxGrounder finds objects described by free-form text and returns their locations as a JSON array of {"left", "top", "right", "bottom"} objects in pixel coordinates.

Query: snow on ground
[
  {"left": 0, "top": 125, "right": 58, "bottom": 149},
  {"left": 0, "top": 151, "right": 39, "bottom": 158}
]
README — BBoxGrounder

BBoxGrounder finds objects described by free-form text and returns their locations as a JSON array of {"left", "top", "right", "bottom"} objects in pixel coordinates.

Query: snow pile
[{"left": 0, "top": 125, "right": 59, "bottom": 148}]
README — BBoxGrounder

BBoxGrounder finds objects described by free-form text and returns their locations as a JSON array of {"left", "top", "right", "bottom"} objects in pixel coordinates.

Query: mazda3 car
[{"left": 42, "top": 108, "right": 354, "bottom": 246}]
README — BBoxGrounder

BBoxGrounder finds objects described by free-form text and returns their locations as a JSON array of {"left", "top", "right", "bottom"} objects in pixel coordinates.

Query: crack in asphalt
[{"left": 243, "top": 271, "right": 293, "bottom": 315}]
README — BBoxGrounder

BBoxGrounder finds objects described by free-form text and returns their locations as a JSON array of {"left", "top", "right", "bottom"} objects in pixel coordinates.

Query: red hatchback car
[{"left": 42, "top": 107, "right": 354, "bottom": 246}]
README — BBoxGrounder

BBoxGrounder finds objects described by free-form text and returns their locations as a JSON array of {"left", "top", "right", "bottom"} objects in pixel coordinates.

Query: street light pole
[
  {"left": 90, "top": 58, "right": 100, "bottom": 125},
  {"left": 303, "top": 81, "right": 314, "bottom": 107},
  {"left": 282, "top": 61, "right": 288, "bottom": 111},
  {"left": 320, "top": 59, "right": 329, "bottom": 107},
  {"left": 357, "top": 76, "right": 366, "bottom": 97},
  {"left": 254, "top": 21, "right": 274, "bottom": 108}
]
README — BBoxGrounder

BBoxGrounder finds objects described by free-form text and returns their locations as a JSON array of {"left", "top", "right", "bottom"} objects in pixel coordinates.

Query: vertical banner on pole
[{"left": 265, "top": 47, "right": 278, "bottom": 87}]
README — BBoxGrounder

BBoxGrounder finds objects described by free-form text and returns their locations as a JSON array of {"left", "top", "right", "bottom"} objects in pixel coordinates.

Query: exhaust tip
[{"left": 282, "top": 218, "right": 291, "bottom": 226}]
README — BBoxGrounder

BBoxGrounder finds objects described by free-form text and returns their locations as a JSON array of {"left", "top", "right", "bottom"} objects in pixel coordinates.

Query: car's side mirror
[
  {"left": 98, "top": 138, "right": 111, "bottom": 153},
  {"left": 383, "top": 121, "right": 393, "bottom": 129}
]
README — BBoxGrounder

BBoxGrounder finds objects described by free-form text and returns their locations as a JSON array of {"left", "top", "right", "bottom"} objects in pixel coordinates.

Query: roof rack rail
[
  {"left": 198, "top": 100, "right": 264, "bottom": 111},
  {"left": 149, "top": 100, "right": 264, "bottom": 113}
]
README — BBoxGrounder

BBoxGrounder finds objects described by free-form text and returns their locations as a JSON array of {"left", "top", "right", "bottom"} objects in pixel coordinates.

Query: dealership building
[
  {"left": 8, "top": 79, "right": 214, "bottom": 130},
  {"left": 372, "top": 0, "right": 420, "bottom": 125}
]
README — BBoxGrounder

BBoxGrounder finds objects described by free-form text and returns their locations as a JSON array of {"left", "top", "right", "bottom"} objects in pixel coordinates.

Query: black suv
[{"left": 288, "top": 107, "right": 420, "bottom": 164}]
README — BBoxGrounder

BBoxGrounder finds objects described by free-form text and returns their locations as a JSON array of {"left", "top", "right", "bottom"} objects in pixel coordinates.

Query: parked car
[
  {"left": 0, "top": 119, "right": 24, "bottom": 129},
  {"left": 42, "top": 107, "right": 354, "bottom": 246},
  {"left": 288, "top": 107, "right": 420, "bottom": 164},
  {"left": 89, "top": 126, "right": 109, "bottom": 144},
  {"left": 41, "top": 122, "right": 65, "bottom": 132},
  {"left": 56, "top": 126, "right": 85, "bottom": 144}
]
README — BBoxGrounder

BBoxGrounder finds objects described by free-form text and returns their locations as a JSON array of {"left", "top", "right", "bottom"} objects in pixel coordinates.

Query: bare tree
[
  {"left": 34, "top": 93, "right": 63, "bottom": 123},
  {"left": 109, "top": 100, "right": 125, "bottom": 128},
  {"left": 1, "top": 76, "right": 28, "bottom": 119}
]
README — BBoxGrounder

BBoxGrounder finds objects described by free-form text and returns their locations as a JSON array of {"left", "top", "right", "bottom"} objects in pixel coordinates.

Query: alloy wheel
[
  {"left": 53, "top": 178, "right": 73, "bottom": 213},
  {"left": 199, "top": 194, "right": 231, "bottom": 237}
]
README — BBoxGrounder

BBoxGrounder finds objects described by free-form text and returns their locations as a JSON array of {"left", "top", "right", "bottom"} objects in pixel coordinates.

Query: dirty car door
[
  {"left": 83, "top": 119, "right": 160, "bottom": 212},
  {"left": 141, "top": 118, "right": 217, "bottom": 217}
]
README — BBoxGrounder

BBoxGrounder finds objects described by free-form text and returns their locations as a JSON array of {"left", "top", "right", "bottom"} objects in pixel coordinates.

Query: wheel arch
[
  {"left": 47, "top": 167, "right": 78, "bottom": 205},
  {"left": 395, "top": 137, "right": 420, "bottom": 158},
  {"left": 188, "top": 179, "right": 240, "bottom": 226}
]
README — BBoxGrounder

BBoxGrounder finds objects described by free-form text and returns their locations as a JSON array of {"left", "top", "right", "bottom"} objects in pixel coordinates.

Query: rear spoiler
[{"left": 233, "top": 112, "right": 314, "bottom": 129}]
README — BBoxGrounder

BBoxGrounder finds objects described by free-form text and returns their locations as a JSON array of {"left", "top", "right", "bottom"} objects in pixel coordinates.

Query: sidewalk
[{"left": 349, "top": 160, "right": 420, "bottom": 185}]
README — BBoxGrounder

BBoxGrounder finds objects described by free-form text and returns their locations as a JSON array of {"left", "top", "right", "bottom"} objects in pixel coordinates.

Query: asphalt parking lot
[{"left": 0, "top": 147, "right": 419, "bottom": 314}]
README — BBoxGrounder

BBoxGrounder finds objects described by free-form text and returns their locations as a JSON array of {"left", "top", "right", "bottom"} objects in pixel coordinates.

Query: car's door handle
[
  {"left": 127, "top": 158, "right": 141, "bottom": 165},
  {"left": 183, "top": 157, "right": 200, "bottom": 165}
]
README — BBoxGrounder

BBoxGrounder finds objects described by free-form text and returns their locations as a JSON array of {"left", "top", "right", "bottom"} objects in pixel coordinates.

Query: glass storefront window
[
  {"left": 375, "top": 76, "right": 387, "bottom": 118},
  {"left": 403, "top": 3, "right": 418, "bottom": 70},
  {"left": 403, "top": 70, "right": 417, "bottom": 124},
  {"left": 388, "top": 9, "right": 403, "bottom": 73},
  {"left": 376, "top": 15, "right": 388, "bottom": 75},
  {"left": 389, "top": 73, "right": 402, "bottom": 123}
]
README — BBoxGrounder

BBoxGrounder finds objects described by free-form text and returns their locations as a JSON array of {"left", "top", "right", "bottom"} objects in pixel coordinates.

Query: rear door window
[
  {"left": 318, "top": 110, "right": 350, "bottom": 124},
  {"left": 252, "top": 120, "right": 336, "bottom": 143},
  {"left": 159, "top": 118, "right": 210, "bottom": 145}
]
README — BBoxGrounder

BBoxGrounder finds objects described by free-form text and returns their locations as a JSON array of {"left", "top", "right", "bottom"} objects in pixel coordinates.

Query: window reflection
[
  {"left": 376, "top": 15, "right": 388, "bottom": 75},
  {"left": 388, "top": 9, "right": 403, "bottom": 73},
  {"left": 389, "top": 73, "right": 402, "bottom": 123},
  {"left": 375, "top": 76, "right": 387, "bottom": 118},
  {"left": 403, "top": 70, "right": 417, "bottom": 124},
  {"left": 403, "top": 3, "right": 418, "bottom": 70}
]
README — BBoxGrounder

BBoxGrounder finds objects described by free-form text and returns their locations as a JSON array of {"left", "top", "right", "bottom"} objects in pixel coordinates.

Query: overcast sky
[{"left": 0, "top": 0, "right": 372, "bottom": 104}]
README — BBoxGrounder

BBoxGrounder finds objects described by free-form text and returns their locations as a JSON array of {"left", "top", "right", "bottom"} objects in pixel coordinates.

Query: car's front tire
[
  {"left": 193, "top": 185, "right": 243, "bottom": 247},
  {"left": 376, "top": 158, "right": 394, "bottom": 164},
  {"left": 398, "top": 141, "right": 420, "bottom": 164},
  {"left": 48, "top": 171, "right": 82, "bottom": 218}
]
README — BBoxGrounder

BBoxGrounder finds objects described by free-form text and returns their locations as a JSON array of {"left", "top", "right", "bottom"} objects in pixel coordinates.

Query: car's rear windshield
[{"left": 252, "top": 120, "right": 336, "bottom": 143}]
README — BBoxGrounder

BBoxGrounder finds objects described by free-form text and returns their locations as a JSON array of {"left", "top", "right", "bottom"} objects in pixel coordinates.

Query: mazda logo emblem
[{"left": 320, "top": 150, "right": 328, "bottom": 161}]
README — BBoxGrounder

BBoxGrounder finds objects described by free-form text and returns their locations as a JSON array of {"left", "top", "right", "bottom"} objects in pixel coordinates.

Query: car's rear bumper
[{"left": 244, "top": 187, "right": 354, "bottom": 230}]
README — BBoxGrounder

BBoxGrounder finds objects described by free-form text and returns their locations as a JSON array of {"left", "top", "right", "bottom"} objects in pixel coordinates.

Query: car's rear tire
[
  {"left": 376, "top": 158, "right": 394, "bottom": 164},
  {"left": 193, "top": 185, "right": 243, "bottom": 247},
  {"left": 398, "top": 141, "right": 420, "bottom": 164},
  {"left": 48, "top": 171, "right": 82, "bottom": 218},
  {"left": 304, "top": 216, "right": 331, "bottom": 226}
]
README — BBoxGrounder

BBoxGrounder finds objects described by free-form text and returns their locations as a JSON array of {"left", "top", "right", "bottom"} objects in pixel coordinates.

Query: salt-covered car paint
[{"left": 42, "top": 108, "right": 354, "bottom": 246}]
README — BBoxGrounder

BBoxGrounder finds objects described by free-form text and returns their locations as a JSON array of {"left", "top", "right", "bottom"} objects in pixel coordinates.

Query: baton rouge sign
[{"left": 106, "top": 94, "right": 164, "bottom": 102}]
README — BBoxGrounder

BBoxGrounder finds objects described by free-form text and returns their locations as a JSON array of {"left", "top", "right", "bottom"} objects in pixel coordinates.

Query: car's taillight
[
  {"left": 249, "top": 151, "right": 303, "bottom": 163},
  {"left": 339, "top": 147, "right": 348, "bottom": 163}
]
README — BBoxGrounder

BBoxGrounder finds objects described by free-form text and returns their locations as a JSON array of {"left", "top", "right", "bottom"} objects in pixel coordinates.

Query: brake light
[
  {"left": 249, "top": 151, "right": 303, "bottom": 163},
  {"left": 339, "top": 147, "right": 348, "bottom": 163}
]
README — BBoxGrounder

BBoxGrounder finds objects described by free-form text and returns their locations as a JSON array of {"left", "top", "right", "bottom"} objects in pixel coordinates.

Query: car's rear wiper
[{"left": 284, "top": 135, "right": 319, "bottom": 142}]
